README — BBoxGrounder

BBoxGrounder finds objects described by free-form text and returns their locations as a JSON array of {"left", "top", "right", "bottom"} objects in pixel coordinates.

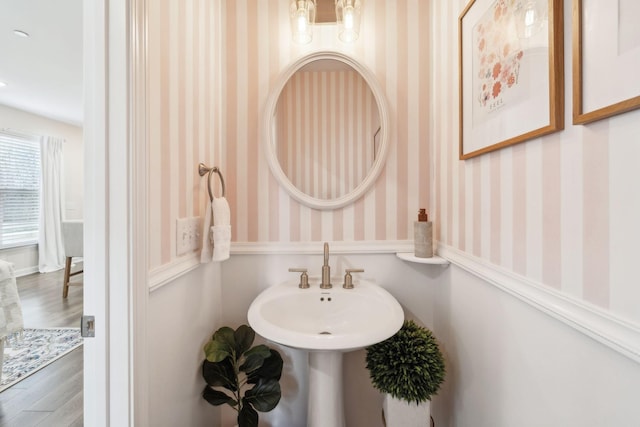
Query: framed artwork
[
  {"left": 573, "top": 0, "right": 640, "bottom": 124},
  {"left": 459, "top": 0, "right": 564, "bottom": 159}
]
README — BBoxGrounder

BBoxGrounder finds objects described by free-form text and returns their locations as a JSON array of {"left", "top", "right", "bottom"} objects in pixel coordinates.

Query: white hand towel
[
  {"left": 211, "top": 196, "right": 231, "bottom": 262},
  {"left": 200, "top": 196, "right": 231, "bottom": 263}
]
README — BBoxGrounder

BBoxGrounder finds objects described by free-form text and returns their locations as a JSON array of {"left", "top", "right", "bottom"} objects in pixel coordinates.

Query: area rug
[{"left": 0, "top": 328, "right": 83, "bottom": 392}]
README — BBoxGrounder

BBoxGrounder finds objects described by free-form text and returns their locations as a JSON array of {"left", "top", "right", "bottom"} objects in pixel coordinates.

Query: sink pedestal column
[{"left": 308, "top": 351, "right": 344, "bottom": 427}]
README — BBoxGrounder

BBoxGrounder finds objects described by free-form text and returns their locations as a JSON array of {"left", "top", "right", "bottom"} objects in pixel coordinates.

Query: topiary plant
[
  {"left": 201, "top": 324, "right": 283, "bottom": 427},
  {"left": 365, "top": 320, "right": 445, "bottom": 403}
]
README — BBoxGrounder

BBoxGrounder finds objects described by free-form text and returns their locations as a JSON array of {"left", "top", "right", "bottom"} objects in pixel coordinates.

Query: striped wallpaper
[
  {"left": 276, "top": 68, "right": 379, "bottom": 200},
  {"left": 147, "top": 0, "right": 431, "bottom": 269},
  {"left": 220, "top": 0, "right": 431, "bottom": 245},
  {"left": 147, "top": 0, "right": 222, "bottom": 269},
  {"left": 431, "top": 0, "right": 640, "bottom": 324},
  {"left": 144, "top": 0, "right": 640, "bottom": 332}
]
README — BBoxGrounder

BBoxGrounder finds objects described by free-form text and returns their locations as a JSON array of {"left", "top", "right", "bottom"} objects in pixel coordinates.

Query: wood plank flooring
[{"left": 0, "top": 264, "right": 84, "bottom": 426}]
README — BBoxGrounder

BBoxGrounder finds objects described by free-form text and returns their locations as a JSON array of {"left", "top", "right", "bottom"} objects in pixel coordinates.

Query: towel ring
[{"left": 198, "top": 163, "right": 226, "bottom": 201}]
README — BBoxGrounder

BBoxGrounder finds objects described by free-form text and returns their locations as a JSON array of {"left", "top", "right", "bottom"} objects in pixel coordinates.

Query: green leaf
[
  {"left": 244, "top": 378, "right": 282, "bottom": 412},
  {"left": 239, "top": 345, "right": 271, "bottom": 374},
  {"left": 215, "top": 326, "right": 236, "bottom": 345},
  {"left": 239, "top": 353, "right": 266, "bottom": 374},
  {"left": 247, "top": 349, "right": 283, "bottom": 384},
  {"left": 202, "top": 386, "right": 237, "bottom": 407},
  {"left": 202, "top": 359, "right": 238, "bottom": 392},
  {"left": 234, "top": 325, "right": 255, "bottom": 356},
  {"left": 244, "top": 344, "right": 271, "bottom": 359},
  {"left": 204, "top": 339, "right": 231, "bottom": 363},
  {"left": 204, "top": 327, "right": 236, "bottom": 362},
  {"left": 238, "top": 403, "right": 258, "bottom": 427}
]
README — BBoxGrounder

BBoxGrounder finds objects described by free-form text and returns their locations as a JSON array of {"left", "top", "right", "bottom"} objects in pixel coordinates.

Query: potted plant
[
  {"left": 201, "top": 324, "right": 283, "bottom": 427},
  {"left": 365, "top": 320, "right": 445, "bottom": 426}
]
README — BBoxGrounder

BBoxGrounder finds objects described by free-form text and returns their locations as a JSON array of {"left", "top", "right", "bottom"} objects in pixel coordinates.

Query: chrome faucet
[{"left": 320, "top": 242, "right": 332, "bottom": 289}]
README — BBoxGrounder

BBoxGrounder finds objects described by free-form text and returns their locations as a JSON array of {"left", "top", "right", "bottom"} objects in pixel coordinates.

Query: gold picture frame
[
  {"left": 459, "top": 0, "right": 564, "bottom": 159},
  {"left": 572, "top": 0, "right": 640, "bottom": 125}
]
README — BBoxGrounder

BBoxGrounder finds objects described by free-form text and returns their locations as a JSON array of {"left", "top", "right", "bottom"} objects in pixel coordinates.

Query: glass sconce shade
[
  {"left": 290, "top": 0, "right": 316, "bottom": 44},
  {"left": 335, "top": 0, "right": 362, "bottom": 43}
]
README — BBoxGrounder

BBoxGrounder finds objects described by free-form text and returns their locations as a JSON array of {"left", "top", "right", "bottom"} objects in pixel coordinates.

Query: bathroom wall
[
  {"left": 214, "top": 1, "right": 435, "bottom": 425},
  {"left": 144, "top": 2, "right": 434, "bottom": 421},
  {"left": 219, "top": 0, "right": 431, "bottom": 244},
  {"left": 0, "top": 104, "right": 83, "bottom": 275},
  {"left": 147, "top": 0, "right": 640, "bottom": 424},
  {"left": 430, "top": 0, "right": 640, "bottom": 425},
  {"left": 146, "top": 1, "right": 224, "bottom": 426},
  {"left": 432, "top": 0, "right": 640, "bottom": 327},
  {"left": 148, "top": 262, "right": 223, "bottom": 427},
  {"left": 147, "top": 0, "right": 223, "bottom": 270},
  {"left": 432, "top": 266, "right": 640, "bottom": 426}
]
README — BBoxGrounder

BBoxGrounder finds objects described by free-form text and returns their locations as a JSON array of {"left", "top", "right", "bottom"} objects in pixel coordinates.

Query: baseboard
[
  {"left": 15, "top": 266, "right": 39, "bottom": 278},
  {"left": 437, "top": 243, "right": 640, "bottom": 364}
]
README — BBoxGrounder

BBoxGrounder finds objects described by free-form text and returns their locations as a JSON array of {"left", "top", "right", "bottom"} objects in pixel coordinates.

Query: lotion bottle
[{"left": 414, "top": 209, "right": 433, "bottom": 258}]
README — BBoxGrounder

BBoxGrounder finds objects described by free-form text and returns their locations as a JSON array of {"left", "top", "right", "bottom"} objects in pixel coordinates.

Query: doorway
[
  {"left": 82, "top": 1, "right": 148, "bottom": 425},
  {"left": 2, "top": 0, "right": 146, "bottom": 425}
]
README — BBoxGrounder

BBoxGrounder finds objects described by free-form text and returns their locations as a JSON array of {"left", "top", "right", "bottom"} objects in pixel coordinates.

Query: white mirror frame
[{"left": 263, "top": 51, "right": 390, "bottom": 210}]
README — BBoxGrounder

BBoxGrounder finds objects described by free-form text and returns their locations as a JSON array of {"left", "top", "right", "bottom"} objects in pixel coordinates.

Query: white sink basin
[{"left": 248, "top": 279, "right": 404, "bottom": 351}]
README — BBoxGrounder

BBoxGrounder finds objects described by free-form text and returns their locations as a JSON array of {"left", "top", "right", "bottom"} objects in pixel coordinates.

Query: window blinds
[{"left": 0, "top": 132, "right": 40, "bottom": 248}]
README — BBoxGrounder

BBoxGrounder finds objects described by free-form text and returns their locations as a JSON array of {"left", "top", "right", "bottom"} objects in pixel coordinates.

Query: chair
[{"left": 62, "top": 220, "right": 84, "bottom": 298}]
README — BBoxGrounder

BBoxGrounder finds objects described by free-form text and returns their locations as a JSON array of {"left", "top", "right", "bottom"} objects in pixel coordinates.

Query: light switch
[{"left": 176, "top": 217, "right": 201, "bottom": 256}]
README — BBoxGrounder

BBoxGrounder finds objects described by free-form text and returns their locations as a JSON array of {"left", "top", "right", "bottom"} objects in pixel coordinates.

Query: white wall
[
  {"left": 220, "top": 252, "right": 640, "bottom": 427},
  {"left": 221, "top": 251, "right": 444, "bottom": 427},
  {"left": 0, "top": 245, "right": 38, "bottom": 277},
  {"left": 431, "top": 265, "right": 640, "bottom": 426},
  {"left": 0, "top": 104, "right": 83, "bottom": 274},
  {"left": 428, "top": 1, "right": 640, "bottom": 423},
  {"left": 147, "top": 262, "right": 223, "bottom": 427},
  {"left": 144, "top": 0, "right": 227, "bottom": 425}
]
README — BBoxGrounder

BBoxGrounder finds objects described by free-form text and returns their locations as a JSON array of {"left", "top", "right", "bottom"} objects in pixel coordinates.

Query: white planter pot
[{"left": 382, "top": 394, "right": 430, "bottom": 427}]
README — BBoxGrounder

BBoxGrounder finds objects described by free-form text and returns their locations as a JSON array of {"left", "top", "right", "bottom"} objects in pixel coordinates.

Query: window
[{"left": 0, "top": 132, "right": 40, "bottom": 248}]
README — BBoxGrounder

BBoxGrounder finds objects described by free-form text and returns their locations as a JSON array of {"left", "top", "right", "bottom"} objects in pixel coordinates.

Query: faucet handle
[
  {"left": 343, "top": 269, "right": 364, "bottom": 289},
  {"left": 288, "top": 268, "right": 310, "bottom": 289}
]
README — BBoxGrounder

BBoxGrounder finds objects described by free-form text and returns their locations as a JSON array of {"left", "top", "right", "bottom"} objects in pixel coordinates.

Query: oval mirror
[{"left": 264, "top": 51, "right": 389, "bottom": 210}]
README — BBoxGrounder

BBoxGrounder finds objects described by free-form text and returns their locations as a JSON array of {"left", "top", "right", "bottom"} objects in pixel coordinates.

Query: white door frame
[{"left": 83, "top": 0, "right": 148, "bottom": 425}]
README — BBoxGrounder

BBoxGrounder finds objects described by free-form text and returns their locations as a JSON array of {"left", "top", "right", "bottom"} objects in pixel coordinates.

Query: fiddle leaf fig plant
[{"left": 202, "top": 325, "right": 283, "bottom": 427}]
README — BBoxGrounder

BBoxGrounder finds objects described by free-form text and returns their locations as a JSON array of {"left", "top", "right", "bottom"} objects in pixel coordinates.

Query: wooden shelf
[{"left": 396, "top": 252, "right": 450, "bottom": 266}]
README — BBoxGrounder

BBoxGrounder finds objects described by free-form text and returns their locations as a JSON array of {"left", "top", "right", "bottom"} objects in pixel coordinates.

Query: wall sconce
[
  {"left": 290, "top": 0, "right": 316, "bottom": 44},
  {"left": 335, "top": 0, "right": 362, "bottom": 43},
  {"left": 290, "top": 0, "right": 363, "bottom": 44}
]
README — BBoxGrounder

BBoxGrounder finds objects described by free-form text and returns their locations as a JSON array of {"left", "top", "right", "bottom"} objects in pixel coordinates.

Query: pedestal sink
[{"left": 247, "top": 278, "right": 404, "bottom": 427}]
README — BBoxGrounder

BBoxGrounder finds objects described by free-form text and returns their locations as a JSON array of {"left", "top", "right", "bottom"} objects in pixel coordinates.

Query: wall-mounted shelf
[{"left": 396, "top": 252, "right": 450, "bottom": 267}]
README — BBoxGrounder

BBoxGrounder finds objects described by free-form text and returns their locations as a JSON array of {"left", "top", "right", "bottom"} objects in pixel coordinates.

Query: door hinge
[{"left": 81, "top": 315, "right": 96, "bottom": 337}]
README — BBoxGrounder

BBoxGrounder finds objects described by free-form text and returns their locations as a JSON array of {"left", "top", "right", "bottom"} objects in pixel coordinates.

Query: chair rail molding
[
  {"left": 231, "top": 240, "right": 414, "bottom": 255},
  {"left": 437, "top": 243, "right": 640, "bottom": 364}
]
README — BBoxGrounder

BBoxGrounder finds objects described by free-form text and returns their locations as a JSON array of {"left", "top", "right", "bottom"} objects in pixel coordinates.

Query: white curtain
[{"left": 38, "top": 136, "right": 65, "bottom": 273}]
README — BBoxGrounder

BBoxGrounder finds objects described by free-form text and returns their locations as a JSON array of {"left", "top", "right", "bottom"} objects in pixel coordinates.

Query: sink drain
[{"left": 318, "top": 331, "right": 332, "bottom": 335}]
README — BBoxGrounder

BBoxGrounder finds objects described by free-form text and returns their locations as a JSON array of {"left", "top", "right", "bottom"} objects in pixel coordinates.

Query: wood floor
[{"left": 0, "top": 264, "right": 84, "bottom": 427}]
